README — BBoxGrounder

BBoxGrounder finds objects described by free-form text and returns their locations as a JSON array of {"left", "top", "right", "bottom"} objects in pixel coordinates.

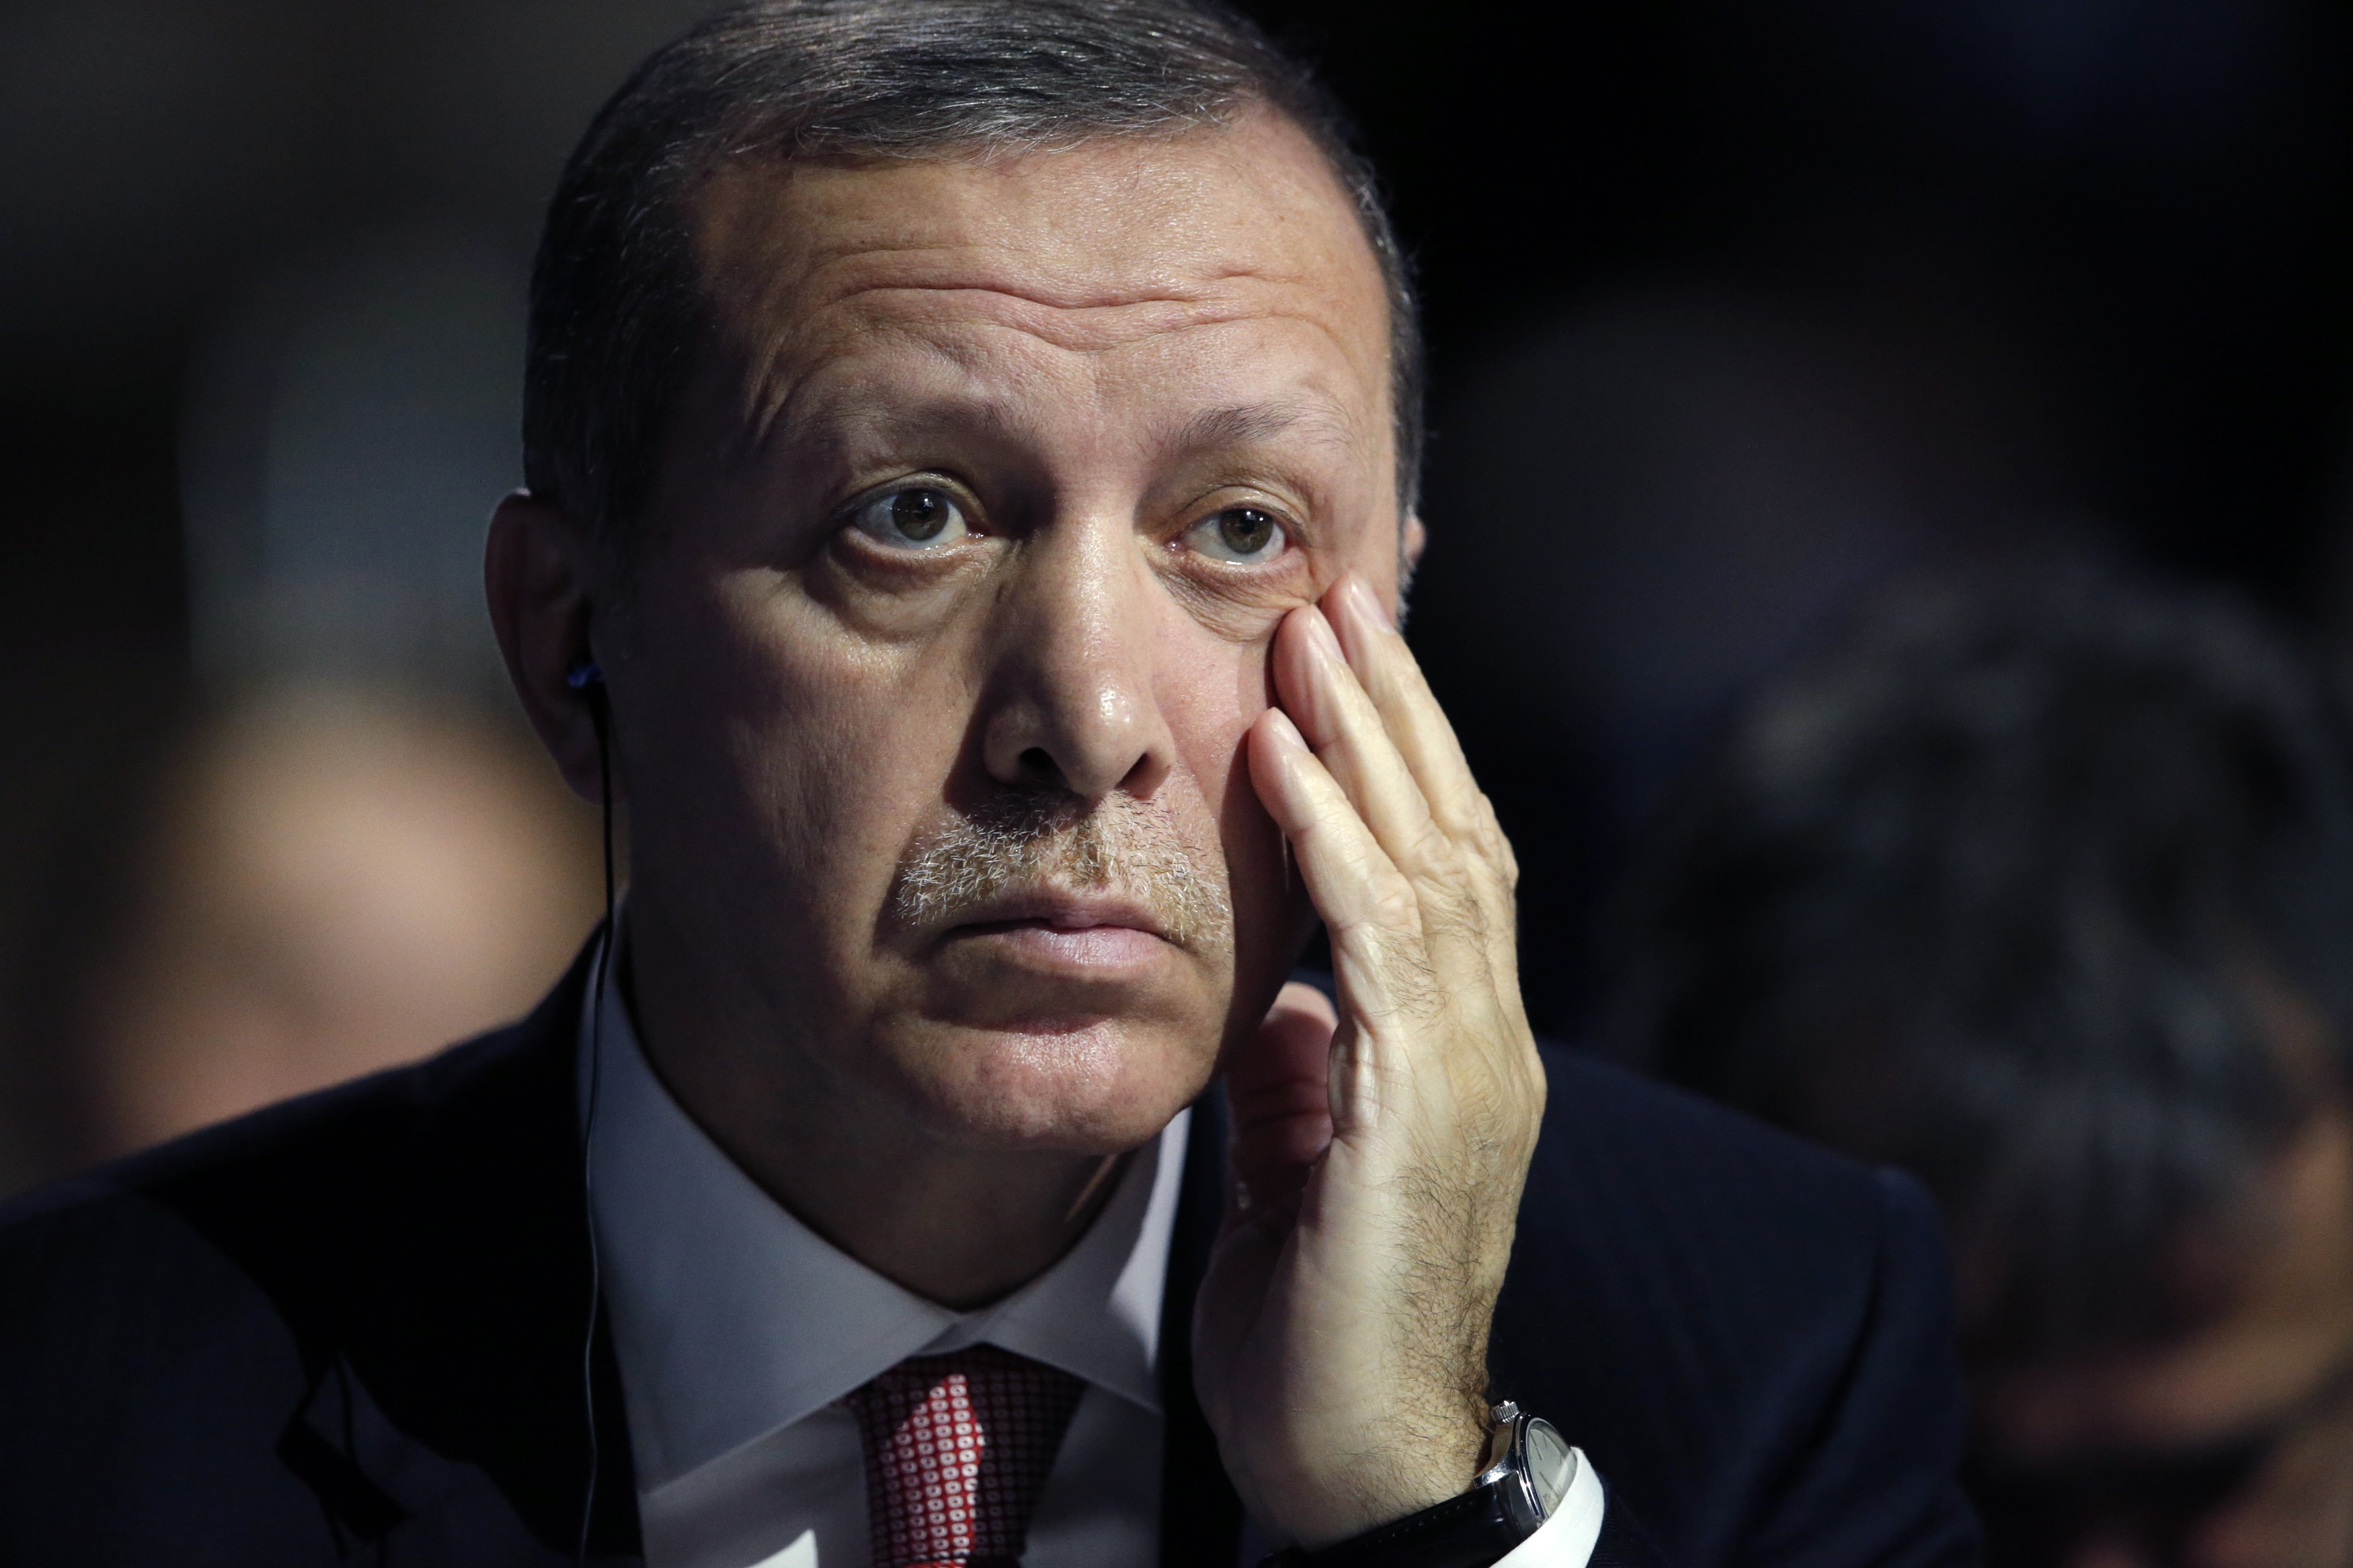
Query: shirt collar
[{"left": 580, "top": 945, "right": 1189, "bottom": 1489}]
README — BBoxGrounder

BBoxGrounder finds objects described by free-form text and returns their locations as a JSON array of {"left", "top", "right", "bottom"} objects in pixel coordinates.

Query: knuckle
[
  {"left": 1404, "top": 816, "right": 1462, "bottom": 876},
  {"left": 1364, "top": 873, "right": 1423, "bottom": 934},
  {"left": 1414, "top": 876, "right": 1488, "bottom": 944},
  {"left": 1475, "top": 794, "right": 1520, "bottom": 888},
  {"left": 1361, "top": 942, "right": 1445, "bottom": 1024}
]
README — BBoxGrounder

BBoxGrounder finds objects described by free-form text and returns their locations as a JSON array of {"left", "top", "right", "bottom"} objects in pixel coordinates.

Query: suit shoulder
[
  {"left": 0, "top": 987, "right": 604, "bottom": 1565},
  {"left": 0, "top": 1001, "right": 574, "bottom": 1362},
  {"left": 4, "top": 931, "right": 600, "bottom": 1256},
  {"left": 1530, "top": 1041, "right": 1910, "bottom": 1231},
  {"left": 0, "top": 1040, "right": 539, "bottom": 1555},
  {"left": 1499, "top": 1048, "right": 1972, "bottom": 1566},
  {"left": 0, "top": 1020, "right": 536, "bottom": 1239},
  {"left": 1505, "top": 1042, "right": 1945, "bottom": 1438}
]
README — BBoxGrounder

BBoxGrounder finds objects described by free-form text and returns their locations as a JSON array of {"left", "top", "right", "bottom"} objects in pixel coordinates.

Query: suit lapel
[{"left": 151, "top": 932, "right": 643, "bottom": 1559}]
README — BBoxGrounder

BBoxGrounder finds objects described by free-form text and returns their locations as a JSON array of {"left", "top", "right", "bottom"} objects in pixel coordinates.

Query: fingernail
[
  {"left": 1340, "top": 574, "right": 1390, "bottom": 636},
  {"left": 1264, "top": 707, "right": 1307, "bottom": 750},
  {"left": 1301, "top": 605, "right": 1345, "bottom": 668}
]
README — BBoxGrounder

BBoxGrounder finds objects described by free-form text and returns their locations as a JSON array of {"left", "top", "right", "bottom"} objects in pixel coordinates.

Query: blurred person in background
[
  {"left": 79, "top": 686, "right": 598, "bottom": 1159},
  {"left": 0, "top": 218, "right": 604, "bottom": 1186},
  {"left": 1406, "top": 283, "right": 2065, "bottom": 1039},
  {"left": 1613, "top": 569, "right": 2353, "bottom": 1567}
]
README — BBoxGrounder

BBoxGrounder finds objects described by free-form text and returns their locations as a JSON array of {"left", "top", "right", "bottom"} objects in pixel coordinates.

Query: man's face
[
  {"left": 609, "top": 111, "right": 1403, "bottom": 1157},
  {"left": 1970, "top": 1107, "right": 2353, "bottom": 1568}
]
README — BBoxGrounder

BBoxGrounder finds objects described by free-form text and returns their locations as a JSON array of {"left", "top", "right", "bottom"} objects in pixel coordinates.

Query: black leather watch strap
[{"left": 1260, "top": 1481, "right": 1524, "bottom": 1568}]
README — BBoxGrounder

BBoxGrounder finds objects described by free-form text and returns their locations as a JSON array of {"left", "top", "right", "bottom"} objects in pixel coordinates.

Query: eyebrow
[
  {"left": 746, "top": 384, "right": 1026, "bottom": 459},
  {"left": 1170, "top": 401, "right": 1360, "bottom": 458}
]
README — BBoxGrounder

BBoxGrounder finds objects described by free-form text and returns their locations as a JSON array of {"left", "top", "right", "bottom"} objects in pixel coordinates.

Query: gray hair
[
  {"left": 522, "top": 0, "right": 1423, "bottom": 542},
  {"left": 889, "top": 791, "right": 1232, "bottom": 949}
]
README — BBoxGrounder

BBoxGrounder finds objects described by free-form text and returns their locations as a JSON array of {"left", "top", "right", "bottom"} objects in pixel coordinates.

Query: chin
[{"left": 877, "top": 1014, "right": 1213, "bottom": 1154}]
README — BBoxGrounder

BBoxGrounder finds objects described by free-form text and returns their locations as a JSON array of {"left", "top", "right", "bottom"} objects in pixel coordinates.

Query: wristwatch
[{"left": 1261, "top": 1402, "right": 1578, "bottom": 1568}]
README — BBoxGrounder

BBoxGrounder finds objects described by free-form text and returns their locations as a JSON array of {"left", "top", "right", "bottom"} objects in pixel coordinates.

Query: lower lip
[{"left": 950, "top": 919, "right": 1169, "bottom": 970}]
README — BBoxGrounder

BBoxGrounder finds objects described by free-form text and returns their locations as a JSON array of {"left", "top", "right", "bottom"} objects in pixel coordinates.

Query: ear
[
  {"left": 485, "top": 490, "right": 610, "bottom": 804},
  {"left": 1397, "top": 511, "right": 1429, "bottom": 619}
]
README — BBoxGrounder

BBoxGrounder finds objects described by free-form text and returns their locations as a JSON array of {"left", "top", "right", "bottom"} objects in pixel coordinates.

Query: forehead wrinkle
[
  {"left": 799, "top": 239, "right": 1285, "bottom": 309},
  {"left": 737, "top": 280, "right": 1369, "bottom": 451},
  {"left": 736, "top": 309, "right": 1080, "bottom": 452},
  {"left": 811, "top": 269, "right": 1321, "bottom": 356},
  {"left": 762, "top": 386, "right": 1363, "bottom": 485},
  {"left": 687, "top": 118, "right": 1396, "bottom": 473}
]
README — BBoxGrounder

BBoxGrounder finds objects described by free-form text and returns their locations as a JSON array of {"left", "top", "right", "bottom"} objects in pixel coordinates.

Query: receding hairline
[
  {"left": 692, "top": 101, "right": 1382, "bottom": 279},
  {"left": 522, "top": 0, "right": 1425, "bottom": 537},
  {"left": 674, "top": 108, "right": 1400, "bottom": 432}
]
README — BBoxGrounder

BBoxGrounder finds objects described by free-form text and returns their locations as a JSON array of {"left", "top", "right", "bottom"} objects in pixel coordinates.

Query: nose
[{"left": 978, "top": 518, "right": 1174, "bottom": 802}]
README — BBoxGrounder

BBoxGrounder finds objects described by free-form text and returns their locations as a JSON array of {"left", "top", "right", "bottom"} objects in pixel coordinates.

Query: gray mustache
[{"left": 888, "top": 794, "right": 1232, "bottom": 949}]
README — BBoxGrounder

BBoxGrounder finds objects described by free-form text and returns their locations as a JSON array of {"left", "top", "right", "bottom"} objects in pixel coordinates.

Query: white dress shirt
[{"left": 581, "top": 958, "right": 1603, "bottom": 1568}]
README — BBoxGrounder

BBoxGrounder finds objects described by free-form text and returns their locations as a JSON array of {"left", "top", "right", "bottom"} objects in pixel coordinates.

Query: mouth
[{"left": 936, "top": 888, "right": 1177, "bottom": 971}]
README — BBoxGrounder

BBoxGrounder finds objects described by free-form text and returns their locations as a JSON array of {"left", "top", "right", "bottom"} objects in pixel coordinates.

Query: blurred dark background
[{"left": 1, "top": 0, "right": 2348, "bottom": 1194}]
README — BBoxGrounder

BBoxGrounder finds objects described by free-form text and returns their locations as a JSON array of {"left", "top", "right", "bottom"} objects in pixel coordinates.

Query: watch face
[{"left": 1523, "top": 1419, "right": 1577, "bottom": 1518}]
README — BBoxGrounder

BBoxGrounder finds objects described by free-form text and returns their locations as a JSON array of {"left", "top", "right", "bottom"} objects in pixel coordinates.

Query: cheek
[
  {"left": 629, "top": 569, "right": 970, "bottom": 945},
  {"left": 1153, "top": 611, "right": 1269, "bottom": 817},
  {"left": 746, "top": 595, "right": 971, "bottom": 888}
]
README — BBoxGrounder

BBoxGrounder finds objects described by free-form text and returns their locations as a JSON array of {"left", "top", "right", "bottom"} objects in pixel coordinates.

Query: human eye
[
  {"left": 847, "top": 483, "right": 971, "bottom": 550},
  {"left": 1181, "top": 505, "right": 1289, "bottom": 565}
]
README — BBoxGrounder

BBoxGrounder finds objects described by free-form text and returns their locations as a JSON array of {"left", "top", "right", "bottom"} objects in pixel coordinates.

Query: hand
[{"left": 1193, "top": 572, "right": 1546, "bottom": 1549}]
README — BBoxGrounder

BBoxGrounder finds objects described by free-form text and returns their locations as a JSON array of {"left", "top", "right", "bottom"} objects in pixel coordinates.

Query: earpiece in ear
[{"left": 567, "top": 660, "right": 605, "bottom": 690}]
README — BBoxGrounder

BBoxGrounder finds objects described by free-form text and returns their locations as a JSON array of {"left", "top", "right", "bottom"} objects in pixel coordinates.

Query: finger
[
  {"left": 1476, "top": 790, "right": 1525, "bottom": 998},
  {"left": 1267, "top": 977, "right": 1340, "bottom": 1035},
  {"left": 1273, "top": 604, "right": 1504, "bottom": 989},
  {"left": 1325, "top": 574, "right": 1520, "bottom": 938},
  {"left": 1272, "top": 604, "right": 1457, "bottom": 891},
  {"left": 1246, "top": 707, "right": 1439, "bottom": 1028},
  {"left": 1324, "top": 573, "right": 1492, "bottom": 854}
]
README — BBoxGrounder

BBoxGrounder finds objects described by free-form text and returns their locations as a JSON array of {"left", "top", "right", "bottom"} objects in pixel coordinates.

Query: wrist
[
  {"left": 1263, "top": 1397, "right": 1490, "bottom": 1551},
  {"left": 1263, "top": 1403, "right": 1578, "bottom": 1568}
]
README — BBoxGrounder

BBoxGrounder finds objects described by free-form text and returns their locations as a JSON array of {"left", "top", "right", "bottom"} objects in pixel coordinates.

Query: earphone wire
[{"left": 577, "top": 679, "right": 614, "bottom": 1567}]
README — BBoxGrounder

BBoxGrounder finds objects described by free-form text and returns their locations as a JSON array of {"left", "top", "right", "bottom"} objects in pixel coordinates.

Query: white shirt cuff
[{"left": 1490, "top": 1446, "right": 1605, "bottom": 1568}]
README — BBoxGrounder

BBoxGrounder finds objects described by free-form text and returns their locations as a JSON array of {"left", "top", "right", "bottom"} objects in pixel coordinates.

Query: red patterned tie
[{"left": 842, "top": 1344, "right": 1086, "bottom": 1568}]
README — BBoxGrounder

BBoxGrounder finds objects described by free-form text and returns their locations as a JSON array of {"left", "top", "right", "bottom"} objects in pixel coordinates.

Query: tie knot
[{"left": 843, "top": 1345, "right": 1086, "bottom": 1568}]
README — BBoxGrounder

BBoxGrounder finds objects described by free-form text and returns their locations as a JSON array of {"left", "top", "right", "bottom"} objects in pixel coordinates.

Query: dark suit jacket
[{"left": 0, "top": 942, "right": 1978, "bottom": 1566}]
